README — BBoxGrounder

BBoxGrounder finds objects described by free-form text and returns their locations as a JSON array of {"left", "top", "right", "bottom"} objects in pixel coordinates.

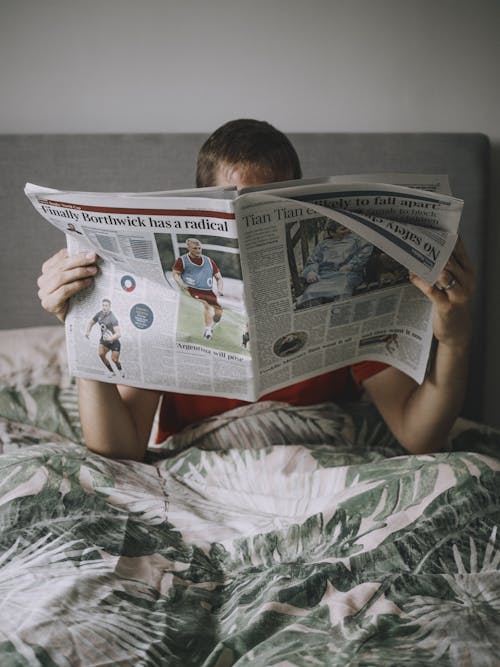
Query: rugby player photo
[
  {"left": 85, "top": 298, "right": 125, "bottom": 378},
  {"left": 172, "top": 238, "right": 224, "bottom": 340}
]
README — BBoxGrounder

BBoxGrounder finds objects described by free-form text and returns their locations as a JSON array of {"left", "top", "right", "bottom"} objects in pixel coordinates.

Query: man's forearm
[
  {"left": 78, "top": 379, "right": 147, "bottom": 461},
  {"left": 364, "top": 341, "right": 470, "bottom": 454},
  {"left": 173, "top": 272, "right": 185, "bottom": 290},
  {"left": 401, "top": 341, "right": 469, "bottom": 452}
]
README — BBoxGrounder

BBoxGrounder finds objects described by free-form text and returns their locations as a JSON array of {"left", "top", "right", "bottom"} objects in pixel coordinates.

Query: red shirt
[{"left": 156, "top": 361, "right": 387, "bottom": 444}]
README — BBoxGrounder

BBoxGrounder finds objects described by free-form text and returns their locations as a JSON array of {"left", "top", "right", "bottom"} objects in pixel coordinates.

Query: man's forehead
[{"left": 215, "top": 162, "right": 277, "bottom": 189}]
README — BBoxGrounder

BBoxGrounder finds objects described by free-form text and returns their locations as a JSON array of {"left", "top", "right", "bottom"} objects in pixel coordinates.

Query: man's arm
[
  {"left": 344, "top": 239, "right": 373, "bottom": 272},
  {"left": 302, "top": 244, "right": 322, "bottom": 283},
  {"left": 173, "top": 269, "right": 188, "bottom": 292},
  {"left": 110, "top": 324, "right": 121, "bottom": 341},
  {"left": 214, "top": 271, "right": 223, "bottom": 295},
  {"left": 85, "top": 318, "right": 96, "bottom": 338},
  {"left": 37, "top": 248, "right": 161, "bottom": 461},
  {"left": 78, "top": 379, "right": 161, "bottom": 461},
  {"left": 362, "top": 238, "right": 474, "bottom": 454}
]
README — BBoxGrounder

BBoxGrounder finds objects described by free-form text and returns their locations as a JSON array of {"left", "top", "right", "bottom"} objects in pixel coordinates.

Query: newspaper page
[
  {"left": 234, "top": 175, "right": 462, "bottom": 395},
  {"left": 25, "top": 184, "right": 256, "bottom": 399},
  {"left": 25, "top": 176, "right": 462, "bottom": 399}
]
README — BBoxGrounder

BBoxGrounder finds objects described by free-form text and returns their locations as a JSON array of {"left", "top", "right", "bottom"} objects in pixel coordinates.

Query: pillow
[{"left": 0, "top": 326, "right": 83, "bottom": 443}]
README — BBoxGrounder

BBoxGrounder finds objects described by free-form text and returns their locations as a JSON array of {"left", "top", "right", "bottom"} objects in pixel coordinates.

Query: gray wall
[{"left": 1, "top": 0, "right": 499, "bottom": 426}]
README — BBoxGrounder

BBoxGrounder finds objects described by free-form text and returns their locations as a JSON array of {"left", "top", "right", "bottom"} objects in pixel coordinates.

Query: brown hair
[{"left": 196, "top": 118, "right": 302, "bottom": 187}]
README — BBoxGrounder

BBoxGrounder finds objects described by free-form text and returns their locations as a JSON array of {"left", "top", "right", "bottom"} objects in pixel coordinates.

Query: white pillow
[
  {"left": 0, "top": 325, "right": 70, "bottom": 388},
  {"left": 0, "top": 325, "right": 81, "bottom": 442}
]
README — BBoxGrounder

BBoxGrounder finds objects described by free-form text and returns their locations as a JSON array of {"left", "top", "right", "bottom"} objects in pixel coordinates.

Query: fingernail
[
  {"left": 86, "top": 252, "right": 95, "bottom": 260},
  {"left": 87, "top": 266, "right": 97, "bottom": 273}
]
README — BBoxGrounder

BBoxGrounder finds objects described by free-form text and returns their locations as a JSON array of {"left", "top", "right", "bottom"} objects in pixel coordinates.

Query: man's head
[
  {"left": 196, "top": 119, "right": 302, "bottom": 189},
  {"left": 186, "top": 238, "right": 203, "bottom": 258},
  {"left": 326, "top": 221, "right": 350, "bottom": 240},
  {"left": 102, "top": 299, "right": 111, "bottom": 313}
]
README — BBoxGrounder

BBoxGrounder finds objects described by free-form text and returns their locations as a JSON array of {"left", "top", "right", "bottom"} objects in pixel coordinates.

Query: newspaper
[{"left": 25, "top": 175, "right": 462, "bottom": 400}]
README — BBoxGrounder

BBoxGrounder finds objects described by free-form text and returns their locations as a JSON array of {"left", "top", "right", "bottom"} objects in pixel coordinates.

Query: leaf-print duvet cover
[{"left": 1, "top": 401, "right": 500, "bottom": 666}]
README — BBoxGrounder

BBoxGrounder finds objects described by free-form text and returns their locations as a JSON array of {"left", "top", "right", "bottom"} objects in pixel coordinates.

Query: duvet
[{"left": 1, "top": 393, "right": 500, "bottom": 666}]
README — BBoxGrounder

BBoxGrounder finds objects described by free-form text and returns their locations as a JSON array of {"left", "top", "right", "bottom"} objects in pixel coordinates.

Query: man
[
  {"left": 36, "top": 118, "right": 475, "bottom": 460},
  {"left": 297, "top": 221, "right": 373, "bottom": 307},
  {"left": 172, "top": 238, "right": 224, "bottom": 340},
  {"left": 85, "top": 298, "right": 124, "bottom": 378}
]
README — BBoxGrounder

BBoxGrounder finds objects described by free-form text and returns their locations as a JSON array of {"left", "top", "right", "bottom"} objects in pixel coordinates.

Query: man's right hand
[
  {"left": 305, "top": 270, "right": 320, "bottom": 284},
  {"left": 37, "top": 249, "right": 98, "bottom": 322}
]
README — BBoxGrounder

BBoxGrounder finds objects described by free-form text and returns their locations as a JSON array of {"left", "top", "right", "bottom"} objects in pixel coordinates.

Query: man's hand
[
  {"left": 305, "top": 271, "right": 320, "bottom": 284},
  {"left": 37, "top": 249, "right": 98, "bottom": 322},
  {"left": 409, "top": 237, "right": 475, "bottom": 349}
]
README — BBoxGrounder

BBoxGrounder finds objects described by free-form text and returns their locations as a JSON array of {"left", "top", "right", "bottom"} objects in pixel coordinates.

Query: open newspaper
[{"left": 25, "top": 175, "right": 462, "bottom": 400}]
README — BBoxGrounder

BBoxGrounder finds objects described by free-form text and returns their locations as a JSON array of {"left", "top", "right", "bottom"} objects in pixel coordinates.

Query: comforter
[{"left": 1, "top": 398, "right": 500, "bottom": 666}]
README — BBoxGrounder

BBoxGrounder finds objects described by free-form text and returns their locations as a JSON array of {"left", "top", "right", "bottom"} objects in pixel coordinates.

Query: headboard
[{"left": 0, "top": 132, "right": 489, "bottom": 419}]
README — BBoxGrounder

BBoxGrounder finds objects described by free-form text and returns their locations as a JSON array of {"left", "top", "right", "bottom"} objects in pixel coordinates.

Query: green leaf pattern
[{"left": 1, "top": 395, "right": 500, "bottom": 665}]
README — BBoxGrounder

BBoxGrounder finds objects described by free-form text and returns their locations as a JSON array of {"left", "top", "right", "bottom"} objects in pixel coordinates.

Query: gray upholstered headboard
[{"left": 0, "top": 133, "right": 489, "bottom": 419}]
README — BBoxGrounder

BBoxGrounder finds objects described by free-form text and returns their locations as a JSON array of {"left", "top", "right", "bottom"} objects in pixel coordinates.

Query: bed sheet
[{"left": 1, "top": 399, "right": 500, "bottom": 666}]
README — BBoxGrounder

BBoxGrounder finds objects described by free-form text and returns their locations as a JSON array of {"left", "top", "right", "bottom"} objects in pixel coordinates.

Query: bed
[{"left": 1, "top": 133, "right": 499, "bottom": 666}]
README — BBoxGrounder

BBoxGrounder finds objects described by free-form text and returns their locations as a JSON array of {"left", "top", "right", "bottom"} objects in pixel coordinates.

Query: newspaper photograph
[{"left": 24, "top": 175, "right": 463, "bottom": 400}]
